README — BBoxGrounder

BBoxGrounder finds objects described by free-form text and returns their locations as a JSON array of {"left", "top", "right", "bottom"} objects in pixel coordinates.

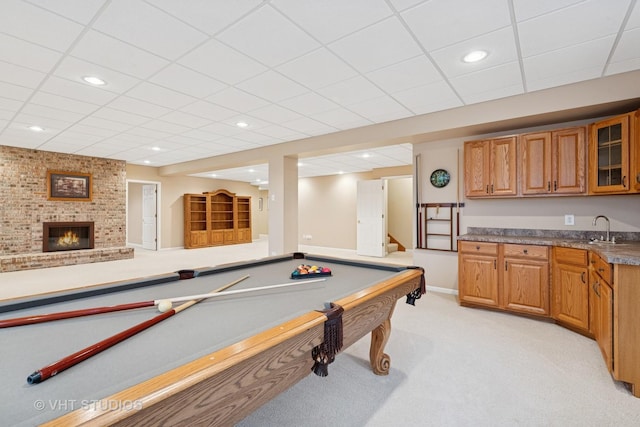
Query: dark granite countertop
[{"left": 458, "top": 228, "right": 640, "bottom": 266}]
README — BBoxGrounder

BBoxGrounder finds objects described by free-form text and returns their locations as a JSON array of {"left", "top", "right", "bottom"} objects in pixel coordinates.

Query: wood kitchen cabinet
[
  {"left": 503, "top": 244, "right": 550, "bottom": 316},
  {"left": 519, "top": 127, "right": 586, "bottom": 195},
  {"left": 551, "top": 247, "right": 590, "bottom": 333},
  {"left": 589, "top": 252, "right": 613, "bottom": 372},
  {"left": 458, "top": 241, "right": 549, "bottom": 316},
  {"left": 588, "top": 111, "right": 637, "bottom": 194},
  {"left": 458, "top": 241, "right": 499, "bottom": 307},
  {"left": 464, "top": 136, "right": 517, "bottom": 197}
]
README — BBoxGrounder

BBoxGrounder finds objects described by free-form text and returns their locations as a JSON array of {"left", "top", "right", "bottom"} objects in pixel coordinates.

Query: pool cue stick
[
  {"left": 0, "top": 277, "right": 324, "bottom": 329},
  {"left": 155, "top": 277, "right": 326, "bottom": 306},
  {"left": 26, "top": 275, "right": 249, "bottom": 384}
]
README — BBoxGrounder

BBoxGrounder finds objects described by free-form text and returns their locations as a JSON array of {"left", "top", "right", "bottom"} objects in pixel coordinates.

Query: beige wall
[
  {"left": 127, "top": 182, "right": 143, "bottom": 245},
  {"left": 387, "top": 177, "right": 413, "bottom": 249},
  {"left": 413, "top": 114, "right": 640, "bottom": 291},
  {"left": 126, "top": 164, "right": 266, "bottom": 249}
]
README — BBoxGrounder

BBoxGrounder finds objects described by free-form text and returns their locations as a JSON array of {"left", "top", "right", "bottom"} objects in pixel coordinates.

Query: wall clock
[{"left": 429, "top": 169, "right": 450, "bottom": 188}]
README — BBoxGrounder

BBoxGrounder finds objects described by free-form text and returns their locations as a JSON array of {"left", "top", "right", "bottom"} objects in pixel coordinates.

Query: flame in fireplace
[{"left": 57, "top": 230, "right": 80, "bottom": 247}]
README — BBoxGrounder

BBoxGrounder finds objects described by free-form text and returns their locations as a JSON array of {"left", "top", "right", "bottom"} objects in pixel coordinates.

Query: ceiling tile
[
  {"left": 126, "top": 82, "right": 198, "bottom": 110},
  {"left": 237, "top": 71, "right": 308, "bottom": 103},
  {"left": 27, "top": 0, "right": 107, "bottom": 25},
  {"left": 393, "top": 80, "right": 462, "bottom": 115},
  {"left": 0, "top": 33, "right": 61, "bottom": 73},
  {"left": 149, "top": 64, "right": 228, "bottom": 99},
  {"left": 158, "top": 110, "right": 212, "bottom": 128},
  {"left": 452, "top": 62, "right": 524, "bottom": 104},
  {"left": 0, "top": 61, "right": 46, "bottom": 88},
  {"left": 0, "top": 97, "right": 23, "bottom": 112},
  {"left": 279, "top": 92, "right": 340, "bottom": 116},
  {"left": 147, "top": 0, "right": 263, "bottom": 36},
  {"left": 312, "top": 107, "right": 372, "bottom": 129},
  {"left": 518, "top": 0, "right": 630, "bottom": 57},
  {"left": 178, "top": 39, "right": 267, "bottom": 85},
  {"left": 366, "top": 55, "right": 442, "bottom": 93},
  {"left": 273, "top": 0, "right": 393, "bottom": 44},
  {"left": 403, "top": 0, "right": 511, "bottom": 51},
  {"left": 70, "top": 30, "right": 170, "bottom": 79},
  {"left": 205, "top": 87, "right": 270, "bottom": 112},
  {"left": 247, "top": 104, "right": 303, "bottom": 124},
  {"left": 317, "top": 76, "right": 385, "bottom": 106},
  {"left": 431, "top": 27, "right": 519, "bottom": 78},
  {"left": 92, "top": 107, "right": 151, "bottom": 126},
  {"left": 140, "top": 119, "right": 190, "bottom": 135},
  {"left": 39, "top": 76, "right": 118, "bottom": 105},
  {"left": 218, "top": 5, "right": 320, "bottom": 67},
  {"left": 21, "top": 104, "right": 85, "bottom": 123},
  {"left": 0, "top": 81, "right": 33, "bottom": 101},
  {"left": 277, "top": 48, "right": 358, "bottom": 90},
  {"left": 347, "top": 95, "right": 413, "bottom": 123},
  {"left": 30, "top": 92, "right": 100, "bottom": 115},
  {"left": 330, "top": 17, "right": 423, "bottom": 73},
  {"left": 280, "top": 116, "right": 337, "bottom": 136},
  {"left": 513, "top": 0, "right": 584, "bottom": 21},
  {"left": 255, "top": 124, "right": 304, "bottom": 140},
  {"left": 13, "top": 113, "right": 72, "bottom": 133},
  {"left": 77, "top": 116, "right": 132, "bottom": 132},
  {"left": 67, "top": 124, "right": 119, "bottom": 138},
  {"left": 607, "top": 27, "right": 640, "bottom": 75},
  {"left": 106, "top": 96, "right": 172, "bottom": 118},
  {"left": 0, "top": 0, "right": 84, "bottom": 51},
  {"left": 180, "top": 100, "right": 238, "bottom": 121},
  {"left": 524, "top": 36, "right": 615, "bottom": 91},
  {"left": 93, "top": 0, "right": 208, "bottom": 60},
  {"left": 53, "top": 56, "right": 142, "bottom": 94}
]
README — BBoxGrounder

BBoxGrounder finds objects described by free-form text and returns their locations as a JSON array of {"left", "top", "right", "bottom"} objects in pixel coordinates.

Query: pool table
[{"left": 0, "top": 253, "right": 424, "bottom": 426}]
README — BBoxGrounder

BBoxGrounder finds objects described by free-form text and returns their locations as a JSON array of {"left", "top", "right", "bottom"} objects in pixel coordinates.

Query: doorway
[{"left": 127, "top": 180, "right": 161, "bottom": 250}]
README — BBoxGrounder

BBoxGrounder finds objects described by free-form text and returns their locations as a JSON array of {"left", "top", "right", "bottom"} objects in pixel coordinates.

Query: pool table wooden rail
[{"left": 42, "top": 268, "right": 423, "bottom": 426}]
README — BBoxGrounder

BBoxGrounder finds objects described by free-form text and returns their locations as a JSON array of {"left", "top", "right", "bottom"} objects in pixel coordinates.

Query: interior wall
[
  {"left": 127, "top": 182, "right": 143, "bottom": 246},
  {"left": 126, "top": 165, "right": 264, "bottom": 249},
  {"left": 413, "top": 112, "right": 640, "bottom": 291}
]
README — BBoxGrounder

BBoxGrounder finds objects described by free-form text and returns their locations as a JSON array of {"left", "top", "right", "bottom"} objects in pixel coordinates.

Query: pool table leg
[{"left": 370, "top": 318, "right": 392, "bottom": 375}]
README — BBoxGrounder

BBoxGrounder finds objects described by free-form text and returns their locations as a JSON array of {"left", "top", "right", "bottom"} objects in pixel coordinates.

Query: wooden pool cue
[
  {"left": 1, "top": 277, "right": 325, "bottom": 328},
  {"left": 26, "top": 275, "right": 249, "bottom": 384}
]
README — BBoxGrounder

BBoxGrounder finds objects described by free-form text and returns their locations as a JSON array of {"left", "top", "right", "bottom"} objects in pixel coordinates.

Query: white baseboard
[{"left": 426, "top": 285, "right": 458, "bottom": 296}]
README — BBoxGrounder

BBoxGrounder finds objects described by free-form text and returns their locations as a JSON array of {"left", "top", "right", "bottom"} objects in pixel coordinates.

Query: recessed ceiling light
[
  {"left": 29, "top": 125, "right": 44, "bottom": 132},
  {"left": 236, "top": 121, "right": 249, "bottom": 128},
  {"left": 361, "top": 153, "right": 370, "bottom": 158},
  {"left": 83, "top": 76, "right": 106, "bottom": 86},
  {"left": 143, "top": 160, "right": 151, "bottom": 164},
  {"left": 297, "top": 162, "right": 304, "bottom": 167},
  {"left": 151, "top": 146, "right": 161, "bottom": 151},
  {"left": 463, "top": 50, "right": 488, "bottom": 63},
  {"left": 210, "top": 173, "right": 217, "bottom": 178}
]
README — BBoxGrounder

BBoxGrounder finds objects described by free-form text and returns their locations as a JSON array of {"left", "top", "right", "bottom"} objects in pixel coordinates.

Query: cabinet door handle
[
  {"left": 581, "top": 272, "right": 586, "bottom": 283},
  {"left": 593, "top": 281, "right": 601, "bottom": 297},
  {"left": 553, "top": 181, "right": 557, "bottom": 191},
  {"left": 476, "top": 245, "right": 480, "bottom": 250},
  {"left": 491, "top": 184, "right": 494, "bottom": 193},
  {"left": 623, "top": 176, "right": 627, "bottom": 187},
  {"left": 523, "top": 249, "right": 528, "bottom": 255},
  {"left": 486, "top": 185, "right": 489, "bottom": 194},
  {"left": 547, "top": 181, "right": 551, "bottom": 192},
  {"left": 494, "top": 259, "right": 497, "bottom": 269},
  {"left": 505, "top": 261, "right": 508, "bottom": 271}
]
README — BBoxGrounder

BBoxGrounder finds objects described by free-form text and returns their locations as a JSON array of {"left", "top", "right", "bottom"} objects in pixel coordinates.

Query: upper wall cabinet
[
  {"left": 464, "top": 136, "right": 517, "bottom": 198},
  {"left": 588, "top": 109, "right": 640, "bottom": 195},
  {"left": 520, "top": 127, "right": 586, "bottom": 195}
]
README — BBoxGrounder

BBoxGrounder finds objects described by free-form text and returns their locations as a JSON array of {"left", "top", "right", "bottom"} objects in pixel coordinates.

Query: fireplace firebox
[{"left": 43, "top": 222, "right": 95, "bottom": 252}]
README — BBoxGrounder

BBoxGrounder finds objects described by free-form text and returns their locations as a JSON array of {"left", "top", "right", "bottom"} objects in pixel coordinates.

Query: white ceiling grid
[{"left": 0, "top": 0, "right": 637, "bottom": 185}]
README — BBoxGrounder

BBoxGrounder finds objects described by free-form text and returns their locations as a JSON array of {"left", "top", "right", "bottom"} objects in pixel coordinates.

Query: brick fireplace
[{"left": 43, "top": 222, "right": 95, "bottom": 252}]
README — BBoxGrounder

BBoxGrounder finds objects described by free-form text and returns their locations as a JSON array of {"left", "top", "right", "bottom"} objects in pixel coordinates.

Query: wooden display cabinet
[
  {"left": 519, "top": 127, "right": 586, "bottom": 195},
  {"left": 183, "top": 190, "right": 252, "bottom": 249},
  {"left": 588, "top": 112, "right": 633, "bottom": 194},
  {"left": 551, "top": 247, "right": 590, "bottom": 333}
]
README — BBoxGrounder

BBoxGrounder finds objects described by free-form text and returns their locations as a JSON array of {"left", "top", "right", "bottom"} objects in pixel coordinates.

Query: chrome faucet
[{"left": 592, "top": 215, "right": 610, "bottom": 242}]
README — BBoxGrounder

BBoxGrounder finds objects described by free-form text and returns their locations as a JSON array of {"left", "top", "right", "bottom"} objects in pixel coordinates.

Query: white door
[
  {"left": 142, "top": 184, "right": 157, "bottom": 250},
  {"left": 356, "top": 179, "right": 386, "bottom": 257}
]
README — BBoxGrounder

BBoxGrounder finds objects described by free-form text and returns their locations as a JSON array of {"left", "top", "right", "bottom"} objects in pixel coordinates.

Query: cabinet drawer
[
  {"left": 503, "top": 244, "right": 549, "bottom": 260},
  {"left": 459, "top": 241, "right": 498, "bottom": 255},
  {"left": 553, "top": 247, "right": 588, "bottom": 266},
  {"left": 590, "top": 252, "right": 612, "bottom": 283}
]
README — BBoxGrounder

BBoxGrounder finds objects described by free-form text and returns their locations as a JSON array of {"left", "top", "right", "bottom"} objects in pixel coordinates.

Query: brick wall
[{"left": 1, "top": 145, "right": 129, "bottom": 257}]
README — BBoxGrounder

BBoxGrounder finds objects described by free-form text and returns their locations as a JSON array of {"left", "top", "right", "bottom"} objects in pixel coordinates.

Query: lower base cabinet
[{"left": 551, "top": 247, "right": 590, "bottom": 333}]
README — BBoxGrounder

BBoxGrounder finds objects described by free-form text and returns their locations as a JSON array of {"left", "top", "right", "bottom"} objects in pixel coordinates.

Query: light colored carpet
[{"left": 238, "top": 292, "right": 640, "bottom": 427}]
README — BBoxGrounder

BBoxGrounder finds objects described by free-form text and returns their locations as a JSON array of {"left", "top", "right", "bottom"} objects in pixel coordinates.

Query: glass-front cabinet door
[{"left": 589, "top": 113, "right": 630, "bottom": 193}]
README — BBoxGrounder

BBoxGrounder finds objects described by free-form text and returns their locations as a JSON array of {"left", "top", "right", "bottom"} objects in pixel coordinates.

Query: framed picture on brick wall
[{"left": 47, "top": 170, "right": 92, "bottom": 201}]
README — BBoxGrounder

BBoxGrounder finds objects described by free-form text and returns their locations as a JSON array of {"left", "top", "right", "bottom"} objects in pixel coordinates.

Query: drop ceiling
[{"left": 1, "top": 0, "right": 639, "bottom": 186}]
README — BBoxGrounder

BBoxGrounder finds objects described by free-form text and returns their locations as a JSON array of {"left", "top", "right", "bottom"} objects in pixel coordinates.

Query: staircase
[{"left": 386, "top": 234, "right": 405, "bottom": 254}]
